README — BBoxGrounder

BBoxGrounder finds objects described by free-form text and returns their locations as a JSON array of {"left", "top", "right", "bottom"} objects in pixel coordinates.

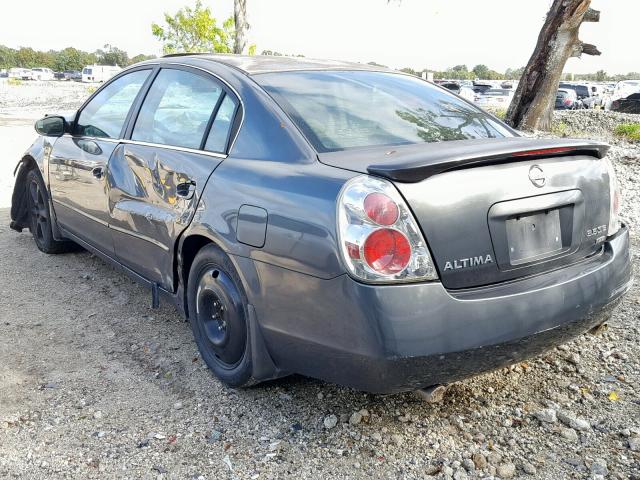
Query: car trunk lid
[{"left": 320, "top": 138, "right": 611, "bottom": 289}]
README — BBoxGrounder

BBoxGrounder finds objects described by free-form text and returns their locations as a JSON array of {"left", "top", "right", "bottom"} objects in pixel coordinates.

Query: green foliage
[
  {"left": 552, "top": 121, "right": 569, "bottom": 137},
  {"left": 151, "top": 0, "right": 234, "bottom": 54},
  {"left": 0, "top": 44, "right": 149, "bottom": 70},
  {"left": 53, "top": 47, "right": 96, "bottom": 71},
  {"left": 0, "top": 45, "right": 16, "bottom": 69},
  {"left": 95, "top": 44, "right": 129, "bottom": 66},
  {"left": 615, "top": 124, "right": 640, "bottom": 142},
  {"left": 130, "top": 53, "right": 158, "bottom": 65},
  {"left": 7, "top": 77, "right": 22, "bottom": 86},
  {"left": 400, "top": 67, "right": 419, "bottom": 76},
  {"left": 504, "top": 67, "right": 525, "bottom": 80}
]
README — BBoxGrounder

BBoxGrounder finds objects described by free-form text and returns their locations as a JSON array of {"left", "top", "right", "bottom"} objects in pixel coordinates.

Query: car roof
[{"left": 159, "top": 53, "right": 395, "bottom": 75}]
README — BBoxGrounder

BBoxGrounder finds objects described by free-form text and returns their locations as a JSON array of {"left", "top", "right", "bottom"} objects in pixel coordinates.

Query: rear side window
[
  {"left": 204, "top": 94, "right": 238, "bottom": 153},
  {"left": 256, "top": 71, "right": 512, "bottom": 152},
  {"left": 132, "top": 69, "right": 223, "bottom": 149},
  {"left": 76, "top": 69, "right": 150, "bottom": 138}
]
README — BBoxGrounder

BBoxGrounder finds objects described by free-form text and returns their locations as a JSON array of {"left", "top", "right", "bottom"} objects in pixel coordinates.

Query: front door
[
  {"left": 108, "top": 67, "right": 239, "bottom": 289},
  {"left": 49, "top": 69, "right": 152, "bottom": 254}
]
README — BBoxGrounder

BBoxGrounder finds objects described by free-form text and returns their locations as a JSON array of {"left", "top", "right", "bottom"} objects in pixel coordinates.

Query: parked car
[
  {"left": 475, "top": 88, "right": 514, "bottom": 109},
  {"left": 610, "top": 92, "right": 640, "bottom": 114},
  {"left": 82, "top": 64, "right": 122, "bottom": 83},
  {"left": 54, "top": 71, "right": 65, "bottom": 80},
  {"left": 559, "top": 82, "right": 599, "bottom": 109},
  {"left": 440, "top": 82, "right": 475, "bottom": 102},
  {"left": 555, "top": 88, "right": 581, "bottom": 110},
  {"left": 10, "top": 55, "right": 631, "bottom": 394},
  {"left": 605, "top": 80, "right": 640, "bottom": 110},
  {"left": 472, "top": 82, "right": 493, "bottom": 95},
  {"left": 30, "top": 67, "right": 55, "bottom": 81},
  {"left": 8, "top": 68, "right": 32, "bottom": 80},
  {"left": 63, "top": 70, "right": 82, "bottom": 81}
]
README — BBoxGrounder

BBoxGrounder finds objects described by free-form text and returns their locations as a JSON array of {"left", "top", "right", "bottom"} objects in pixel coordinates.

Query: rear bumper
[{"left": 246, "top": 226, "right": 632, "bottom": 393}]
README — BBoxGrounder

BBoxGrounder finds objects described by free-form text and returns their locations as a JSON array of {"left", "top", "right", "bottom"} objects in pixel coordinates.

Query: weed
[{"left": 614, "top": 123, "right": 640, "bottom": 142}]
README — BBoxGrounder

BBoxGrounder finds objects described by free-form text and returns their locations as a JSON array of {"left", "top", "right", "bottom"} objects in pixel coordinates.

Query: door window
[
  {"left": 132, "top": 69, "right": 224, "bottom": 149},
  {"left": 204, "top": 94, "right": 238, "bottom": 153},
  {"left": 75, "top": 69, "right": 150, "bottom": 138}
]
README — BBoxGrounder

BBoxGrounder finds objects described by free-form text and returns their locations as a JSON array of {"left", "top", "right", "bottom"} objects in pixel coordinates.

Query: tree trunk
[
  {"left": 505, "top": 0, "right": 600, "bottom": 131},
  {"left": 233, "top": 0, "right": 248, "bottom": 54}
]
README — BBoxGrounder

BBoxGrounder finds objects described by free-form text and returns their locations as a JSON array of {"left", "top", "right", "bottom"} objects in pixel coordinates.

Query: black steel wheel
[
  {"left": 25, "top": 169, "right": 74, "bottom": 254},
  {"left": 187, "top": 244, "right": 254, "bottom": 387}
]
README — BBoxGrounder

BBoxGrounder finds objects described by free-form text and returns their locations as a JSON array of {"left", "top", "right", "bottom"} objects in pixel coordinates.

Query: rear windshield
[{"left": 256, "top": 71, "right": 512, "bottom": 152}]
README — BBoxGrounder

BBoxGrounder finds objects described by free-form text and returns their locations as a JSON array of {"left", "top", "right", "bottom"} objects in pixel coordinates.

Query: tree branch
[
  {"left": 583, "top": 7, "right": 600, "bottom": 22},
  {"left": 572, "top": 41, "right": 601, "bottom": 57}
]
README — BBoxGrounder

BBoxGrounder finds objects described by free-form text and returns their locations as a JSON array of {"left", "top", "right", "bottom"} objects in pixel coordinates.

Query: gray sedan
[{"left": 10, "top": 55, "right": 631, "bottom": 393}]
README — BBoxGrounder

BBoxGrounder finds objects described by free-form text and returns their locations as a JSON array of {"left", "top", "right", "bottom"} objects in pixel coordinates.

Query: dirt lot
[{"left": 0, "top": 82, "right": 639, "bottom": 480}]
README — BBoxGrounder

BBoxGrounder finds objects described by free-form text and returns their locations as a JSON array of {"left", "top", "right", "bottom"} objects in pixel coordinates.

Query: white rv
[{"left": 82, "top": 65, "right": 122, "bottom": 83}]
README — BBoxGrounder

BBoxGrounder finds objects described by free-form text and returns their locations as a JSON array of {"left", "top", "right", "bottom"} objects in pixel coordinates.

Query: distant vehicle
[
  {"left": 30, "top": 68, "right": 55, "bottom": 81},
  {"left": 54, "top": 71, "right": 65, "bottom": 80},
  {"left": 439, "top": 82, "right": 475, "bottom": 102},
  {"left": 559, "top": 83, "right": 599, "bottom": 109},
  {"left": 475, "top": 88, "right": 514, "bottom": 109},
  {"left": 605, "top": 80, "right": 640, "bottom": 110},
  {"left": 472, "top": 82, "right": 493, "bottom": 95},
  {"left": 0, "top": 69, "right": 7, "bottom": 78},
  {"left": 63, "top": 70, "right": 82, "bottom": 81},
  {"left": 82, "top": 65, "right": 122, "bottom": 83},
  {"left": 555, "top": 89, "right": 581, "bottom": 110},
  {"left": 8, "top": 68, "right": 32, "bottom": 80},
  {"left": 610, "top": 92, "right": 640, "bottom": 114},
  {"left": 500, "top": 81, "right": 514, "bottom": 89}
]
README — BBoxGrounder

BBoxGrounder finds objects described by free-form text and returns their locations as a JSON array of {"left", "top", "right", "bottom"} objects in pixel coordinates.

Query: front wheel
[
  {"left": 26, "top": 169, "right": 74, "bottom": 254},
  {"left": 187, "top": 244, "right": 254, "bottom": 387}
]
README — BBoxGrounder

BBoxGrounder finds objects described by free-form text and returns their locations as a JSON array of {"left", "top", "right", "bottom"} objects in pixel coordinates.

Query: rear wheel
[
  {"left": 187, "top": 244, "right": 254, "bottom": 387},
  {"left": 26, "top": 169, "right": 74, "bottom": 254}
]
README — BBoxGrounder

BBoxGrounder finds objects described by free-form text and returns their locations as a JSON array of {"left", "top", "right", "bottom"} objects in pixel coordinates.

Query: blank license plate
[{"left": 506, "top": 209, "right": 562, "bottom": 264}]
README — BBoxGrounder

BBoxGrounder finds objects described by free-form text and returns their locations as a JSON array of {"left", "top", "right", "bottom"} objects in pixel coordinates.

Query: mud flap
[
  {"left": 10, "top": 161, "right": 30, "bottom": 232},
  {"left": 247, "top": 304, "right": 287, "bottom": 382}
]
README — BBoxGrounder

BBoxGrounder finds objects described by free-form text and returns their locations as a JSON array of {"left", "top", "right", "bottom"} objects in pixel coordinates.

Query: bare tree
[
  {"left": 505, "top": 0, "right": 601, "bottom": 131},
  {"left": 233, "top": 0, "right": 248, "bottom": 54}
]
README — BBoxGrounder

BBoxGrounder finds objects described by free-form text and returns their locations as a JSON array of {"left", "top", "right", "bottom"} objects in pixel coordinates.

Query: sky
[{"left": 1, "top": 0, "right": 636, "bottom": 74}]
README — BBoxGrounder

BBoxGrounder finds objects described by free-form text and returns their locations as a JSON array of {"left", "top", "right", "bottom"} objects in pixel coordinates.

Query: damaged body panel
[{"left": 10, "top": 54, "right": 632, "bottom": 394}]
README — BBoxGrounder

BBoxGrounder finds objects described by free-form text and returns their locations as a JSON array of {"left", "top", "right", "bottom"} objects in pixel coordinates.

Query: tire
[
  {"left": 26, "top": 169, "right": 74, "bottom": 254},
  {"left": 187, "top": 244, "right": 254, "bottom": 387}
]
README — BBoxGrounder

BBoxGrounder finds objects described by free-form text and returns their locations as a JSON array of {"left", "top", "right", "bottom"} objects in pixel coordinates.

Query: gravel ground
[{"left": 0, "top": 84, "right": 639, "bottom": 480}]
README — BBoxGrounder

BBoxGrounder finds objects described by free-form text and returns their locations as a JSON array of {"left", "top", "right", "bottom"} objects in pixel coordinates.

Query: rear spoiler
[{"left": 362, "top": 138, "right": 609, "bottom": 183}]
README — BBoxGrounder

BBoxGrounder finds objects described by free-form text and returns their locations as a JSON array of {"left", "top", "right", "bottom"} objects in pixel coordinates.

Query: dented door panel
[{"left": 108, "top": 143, "right": 222, "bottom": 288}]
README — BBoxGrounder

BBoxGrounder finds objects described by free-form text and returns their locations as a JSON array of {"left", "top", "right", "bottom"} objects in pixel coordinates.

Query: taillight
[
  {"left": 604, "top": 158, "right": 622, "bottom": 236},
  {"left": 564, "top": 98, "right": 572, "bottom": 106},
  {"left": 337, "top": 175, "right": 438, "bottom": 283}
]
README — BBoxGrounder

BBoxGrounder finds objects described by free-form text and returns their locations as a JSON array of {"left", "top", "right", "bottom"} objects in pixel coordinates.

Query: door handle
[
  {"left": 176, "top": 180, "right": 196, "bottom": 199},
  {"left": 91, "top": 166, "right": 104, "bottom": 179}
]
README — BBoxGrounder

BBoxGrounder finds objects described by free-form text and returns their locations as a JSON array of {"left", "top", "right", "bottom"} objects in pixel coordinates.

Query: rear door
[
  {"left": 108, "top": 66, "right": 240, "bottom": 289},
  {"left": 49, "top": 68, "right": 152, "bottom": 254}
]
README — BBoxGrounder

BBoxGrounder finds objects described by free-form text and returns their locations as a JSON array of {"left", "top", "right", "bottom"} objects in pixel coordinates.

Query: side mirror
[{"left": 35, "top": 116, "right": 66, "bottom": 137}]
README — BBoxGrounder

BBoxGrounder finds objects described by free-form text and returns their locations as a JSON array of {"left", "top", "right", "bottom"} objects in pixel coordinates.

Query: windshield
[{"left": 256, "top": 71, "right": 512, "bottom": 152}]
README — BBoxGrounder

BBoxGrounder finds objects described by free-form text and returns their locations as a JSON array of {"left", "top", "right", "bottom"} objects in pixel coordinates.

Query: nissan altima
[{"left": 10, "top": 54, "right": 632, "bottom": 393}]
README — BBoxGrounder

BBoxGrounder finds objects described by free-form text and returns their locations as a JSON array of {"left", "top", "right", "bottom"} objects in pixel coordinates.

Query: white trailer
[{"left": 82, "top": 65, "right": 122, "bottom": 83}]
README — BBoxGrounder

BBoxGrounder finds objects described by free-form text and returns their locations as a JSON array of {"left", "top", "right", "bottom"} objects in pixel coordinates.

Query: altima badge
[
  {"left": 529, "top": 165, "right": 546, "bottom": 188},
  {"left": 444, "top": 255, "right": 493, "bottom": 271}
]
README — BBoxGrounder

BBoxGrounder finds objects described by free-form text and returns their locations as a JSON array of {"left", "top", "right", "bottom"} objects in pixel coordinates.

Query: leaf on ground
[{"left": 608, "top": 391, "right": 619, "bottom": 402}]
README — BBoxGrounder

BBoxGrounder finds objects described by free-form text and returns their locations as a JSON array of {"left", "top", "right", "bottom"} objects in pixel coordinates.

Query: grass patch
[
  {"left": 615, "top": 123, "right": 640, "bottom": 142},
  {"left": 7, "top": 78, "right": 22, "bottom": 86},
  {"left": 551, "top": 121, "right": 569, "bottom": 137}
]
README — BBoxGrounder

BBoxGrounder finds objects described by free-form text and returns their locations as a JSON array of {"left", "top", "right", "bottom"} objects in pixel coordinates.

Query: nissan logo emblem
[{"left": 528, "top": 165, "right": 546, "bottom": 188}]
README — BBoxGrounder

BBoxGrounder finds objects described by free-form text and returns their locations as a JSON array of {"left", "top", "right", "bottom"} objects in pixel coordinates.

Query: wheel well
[{"left": 179, "top": 233, "right": 215, "bottom": 293}]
